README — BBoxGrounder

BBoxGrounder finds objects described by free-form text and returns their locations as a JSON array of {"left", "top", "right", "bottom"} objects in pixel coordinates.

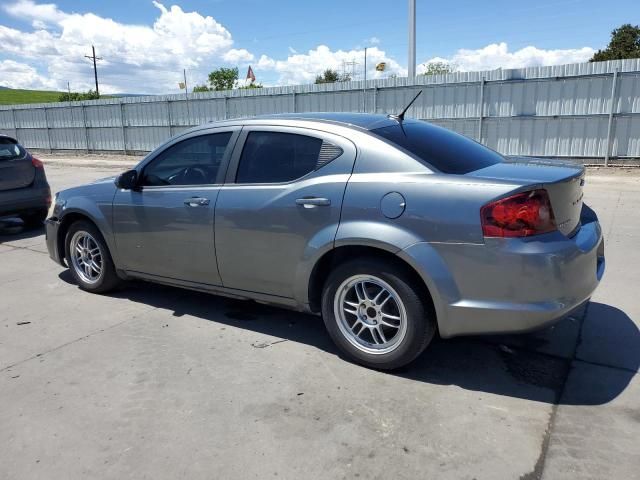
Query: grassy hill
[{"left": 0, "top": 88, "right": 65, "bottom": 105}]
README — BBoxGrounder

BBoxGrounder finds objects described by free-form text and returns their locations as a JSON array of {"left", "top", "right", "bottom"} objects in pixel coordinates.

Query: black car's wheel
[
  {"left": 20, "top": 208, "right": 47, "bottom": 227},
  {"left": 64, "top": 220, "right": 121, "bottom": 293},
  {"left": 321, "top": 258, "right": 436, "bottom": 370}
]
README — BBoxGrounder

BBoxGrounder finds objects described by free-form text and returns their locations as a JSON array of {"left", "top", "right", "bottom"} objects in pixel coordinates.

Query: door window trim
[
  {"left": 136, "top": 126, "right": 242, "bottom": 190},
  {"left": 224, "top": 125, "right": 350, "bottom": 186}
]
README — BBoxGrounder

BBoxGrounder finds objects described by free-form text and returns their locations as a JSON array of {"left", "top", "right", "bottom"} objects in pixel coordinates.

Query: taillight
[
  {"left": 32, "top": 157, "right": 44, "bottom": 169},
  {"left": 481, "top": 189, "right": 556, "bottom": 238}
]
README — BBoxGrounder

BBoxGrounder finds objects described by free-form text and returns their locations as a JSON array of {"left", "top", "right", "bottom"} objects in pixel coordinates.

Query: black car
[{"left": 0, "top": 135, "right": 51, "bottom": 226}]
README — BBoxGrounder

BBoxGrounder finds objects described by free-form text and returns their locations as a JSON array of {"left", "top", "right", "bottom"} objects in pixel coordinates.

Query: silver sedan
[{"left": 45, "top": 113, "right": 604, "bottom": 370}]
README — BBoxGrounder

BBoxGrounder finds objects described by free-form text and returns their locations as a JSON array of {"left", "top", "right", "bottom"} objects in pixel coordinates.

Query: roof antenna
[{"left": 389, "top": 90, "right": 422, "bottom": 122}]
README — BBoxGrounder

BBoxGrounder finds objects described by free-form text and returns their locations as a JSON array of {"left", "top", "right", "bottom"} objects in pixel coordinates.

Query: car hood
[
  {"left": 57, "top": 175, "right": 117, "bottom": 201},
  {"left": 92, "top": 175, "right": 117, "bottom": 184}
]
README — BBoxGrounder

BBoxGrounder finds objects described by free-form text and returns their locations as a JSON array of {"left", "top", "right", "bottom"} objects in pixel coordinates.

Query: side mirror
[{"left": 115, "top": 169, "right": 139, "bottom": 190}]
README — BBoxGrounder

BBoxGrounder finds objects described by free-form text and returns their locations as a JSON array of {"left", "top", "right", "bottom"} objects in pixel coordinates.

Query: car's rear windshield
[
  {"left": 0, "top": 138, "right": 26, "bottom": 161},
  {"left": 371, "top": 121, "right": 503, "bottom": 174}
]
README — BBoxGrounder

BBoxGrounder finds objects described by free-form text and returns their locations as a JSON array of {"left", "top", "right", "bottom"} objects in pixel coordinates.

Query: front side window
[
  {"left": 236, "top": 131, "right": 323, "bottom": 184},
  {"left": 142, "top": 132, "right": 232, "bottom": 186}
]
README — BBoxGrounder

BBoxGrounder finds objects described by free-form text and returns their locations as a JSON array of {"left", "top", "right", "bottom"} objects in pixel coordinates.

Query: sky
[{"left": 0, "top": 0, "right": 635, "bottom": 94}]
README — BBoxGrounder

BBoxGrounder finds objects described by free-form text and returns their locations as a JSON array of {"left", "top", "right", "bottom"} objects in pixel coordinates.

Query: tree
[
  {"left": 591, "top": 24, "right": 640, "bottom": 62},
  {"left": 315, "top": 69, "right": 350, "bottom": 84},
  {"left": 421, "top": 62, "right": 456, "bottom": 76},
  {"left": 58, "top": 89, "right": 100, "bottom": 102},
  {"left": 207, "top": 67, "right": 239, "bottom": 91},
  {"left": 192, "top": 84, "right": 211, "bottom": 93}
]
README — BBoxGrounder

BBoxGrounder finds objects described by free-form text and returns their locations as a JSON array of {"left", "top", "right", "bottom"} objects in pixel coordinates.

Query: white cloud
[
  {"left": 256, "top": 45, "right": 406, "bottom": 85},
  {"left": 0, "top": 59, "right": 59, "bottom": 89},
  {"left": 0, "top": 1, "right": 239, "bottom": 94},
  {"left": 4, "top": 0, "right": 68, "bottom": 27},
  {"left": 419, "top": 42, "right": 595, "bottom": 73},
  {"left": 288, "top": 46, "right": 297, "bottom": 54},
  {"left": 222, "top": 48, "right": 254, "bottom": 63},
  {"left": 367, "top": 36, "right": 380, "bottom": 46}
]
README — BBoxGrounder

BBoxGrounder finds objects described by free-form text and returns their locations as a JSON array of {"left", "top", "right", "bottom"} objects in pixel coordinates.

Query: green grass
[
  {"left": 0, "top": 89, "right": 114, "bottom": 105},
  {"left": 0, "top": 88, "right": 65, "bottom": 105}
]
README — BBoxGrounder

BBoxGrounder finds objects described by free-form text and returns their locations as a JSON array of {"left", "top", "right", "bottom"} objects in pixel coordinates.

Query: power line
[{"left": 84, "top": 45, "right": 103, "bottom": 97}]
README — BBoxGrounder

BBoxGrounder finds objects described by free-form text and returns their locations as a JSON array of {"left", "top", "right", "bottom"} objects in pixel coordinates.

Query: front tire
[
  {"left": 321, "top": 258, "right": 436, "bottom": 370},
  {"left": 64, "top": 220, "right": 121, "bottom": 293}
]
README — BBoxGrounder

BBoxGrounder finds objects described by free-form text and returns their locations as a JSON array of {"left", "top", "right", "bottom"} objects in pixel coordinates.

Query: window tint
[
  {"left": 142, "top": 132, "right": 232, "bottom": 186},
  {"left": 372, "top": 121, "right": 503, "bottom": 174},
  {"left": 236, "top": 131, "right": 323, "bottom": 184},
  {"left": 0, "top": 138, "right": 26, "bottom": 161}
]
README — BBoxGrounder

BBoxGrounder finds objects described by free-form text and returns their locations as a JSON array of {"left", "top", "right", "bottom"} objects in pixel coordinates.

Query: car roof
[
  {"left": 252, "top": 113, "right": 402, "bottom": 130},
  {"left": 197, "top": 113, "right": 411, "bottom": 132},
  {"left": 0, "top": 134, "right": 17, "bottom": 143}
]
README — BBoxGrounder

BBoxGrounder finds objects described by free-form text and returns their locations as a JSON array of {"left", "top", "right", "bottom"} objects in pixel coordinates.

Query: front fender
[{"left": 58, "top": 196, "right": 117, "bottom": 265}]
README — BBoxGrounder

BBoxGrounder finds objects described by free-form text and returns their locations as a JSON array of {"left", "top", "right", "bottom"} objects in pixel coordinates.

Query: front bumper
[
  {"left": 405, "top": 216, "right": 604, "bottom": 338},
  {"left": 45, "top": 218, "right": 65, "bottom": 266}
]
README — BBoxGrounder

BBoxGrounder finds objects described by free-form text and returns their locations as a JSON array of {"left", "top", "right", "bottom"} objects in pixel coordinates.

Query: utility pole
[
  {"left": 363, "top": 47, "right": 368, "bottom": 112},
  {"left": 84, "top": 45, "right": 102, "bottom": 97},
  {"left": 408, "top": 0, "right": 416, "bottom": 79},
  {"left": 183, "top": 69, "right": 191, "bottom": 125}
]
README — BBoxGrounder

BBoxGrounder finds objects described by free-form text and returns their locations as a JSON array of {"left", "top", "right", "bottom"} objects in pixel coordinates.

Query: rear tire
[
  {"left": 20, "top": 208, "right": 47, "bottom": 227},
  {"left": 64, "top": 220, "right": 121, "bottom": 293},
  {"left": 321, "top": 257, "right": 436, "bottom": 370}
]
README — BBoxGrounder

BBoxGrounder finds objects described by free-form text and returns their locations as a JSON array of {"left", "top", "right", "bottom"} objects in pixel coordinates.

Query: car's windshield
[
  {"left": 0, "top": 138, "right": 27, "bottom": 161},
  {"left": 371, "top": 121, "right": 503, "bottom": 174}
]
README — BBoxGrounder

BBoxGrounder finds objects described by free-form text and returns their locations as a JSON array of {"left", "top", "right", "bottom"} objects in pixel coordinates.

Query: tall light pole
[{"left": 408, "top": 0, "right": 416, "bottom": 79}]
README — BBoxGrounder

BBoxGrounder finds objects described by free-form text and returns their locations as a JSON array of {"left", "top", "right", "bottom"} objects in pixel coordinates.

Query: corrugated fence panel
[
  {"left": 15, "top": 108, "right": 47, "bottom": 128},
  {"left": 50, "top": 128, "right": 86, "bottom": 149},
  {"left": 0, "top": 59, "right": 637, "bottom": 160},
  {"left": 0, "top": 110, "right": 15, "bottom": 130},
  {"left": 88, "top": 127, "right": 123, "bottom": 151},
  {"left": 124, "top": 101, "right": 169, "bottom": 127},
  {"left": 16, "top": 129, "right": 49, "bottom": 149},
  {"left": 126, "top": 126, "right": 170, "bottom": 152},
  {"left": 612, "top": 115, "right": 640, "bottom": 157},
  {"left": 618, "top": 73, "right": 640, "bottom": 113},
  {"left": 86, "top": 104, "right": 122, "bottom": 127},
  {"left": 48, "top": 106, "right": 85, "bottom": 128}
]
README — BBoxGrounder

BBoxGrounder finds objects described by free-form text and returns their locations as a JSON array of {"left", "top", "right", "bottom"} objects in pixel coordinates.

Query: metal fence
[{"left": 1, "top": 59, "right": 639, "bottom": 164}]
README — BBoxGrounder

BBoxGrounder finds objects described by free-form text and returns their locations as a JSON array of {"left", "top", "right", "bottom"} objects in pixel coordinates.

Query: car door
[
  {"left": 112, "top": 128, "right": 240, "bottom": 285},
  {"left": 215, "top": 126, "right": 356, "bottom": 298}
]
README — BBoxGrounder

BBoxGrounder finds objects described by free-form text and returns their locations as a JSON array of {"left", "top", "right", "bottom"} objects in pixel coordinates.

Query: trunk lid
[
  {"left": 468, "top": 157, "right": 585, "bottom": 236},
  {"left": 0, "top": 137, "right": 35, "bottom": 191}
]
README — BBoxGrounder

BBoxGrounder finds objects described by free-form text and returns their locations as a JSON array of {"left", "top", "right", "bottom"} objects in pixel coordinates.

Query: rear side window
[
  {"left": 372, "top": 121, "right": 503, "bottom": 174},
  {"left": 0, "top": 138, "right": 26, "bottom": 161},
  {"left": 236, "top": 131, "right": 323, "bottom": 184}
]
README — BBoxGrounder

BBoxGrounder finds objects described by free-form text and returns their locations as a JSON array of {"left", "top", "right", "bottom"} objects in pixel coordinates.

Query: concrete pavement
[{"left": 1, "top": 163, "right": 638, "bottom": 479}]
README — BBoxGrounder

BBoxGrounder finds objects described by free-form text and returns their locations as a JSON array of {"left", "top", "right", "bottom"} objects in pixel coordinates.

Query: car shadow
[
  {"left": 58, "top": 270, "right": 639, "bottom": 407},
  {"left": 0, "top": 217, "right": 45, "bottom": 242}
]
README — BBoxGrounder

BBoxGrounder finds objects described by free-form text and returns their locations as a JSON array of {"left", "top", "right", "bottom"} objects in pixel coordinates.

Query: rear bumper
[
  {"left": 404, "top": 216, "right": 604, "bottom": 338},
  {"left": 0, "top": 185, "right": 50, "bottom": 217},
  {"left": 45, "top": 218, "right": 65, "bottom": 266}
]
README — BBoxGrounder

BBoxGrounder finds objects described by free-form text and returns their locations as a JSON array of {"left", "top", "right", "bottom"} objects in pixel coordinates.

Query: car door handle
[
  {"left": 296, "top": 197, "right": 331, "bottom": 208},
  {"left": 184, "top": 197, "right": 210, "bottom": 207}
]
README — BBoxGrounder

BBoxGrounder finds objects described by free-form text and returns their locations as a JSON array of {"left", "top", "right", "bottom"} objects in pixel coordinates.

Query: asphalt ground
[{"left": 1, "top": 159, "right": 638, "bottom": 479}]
